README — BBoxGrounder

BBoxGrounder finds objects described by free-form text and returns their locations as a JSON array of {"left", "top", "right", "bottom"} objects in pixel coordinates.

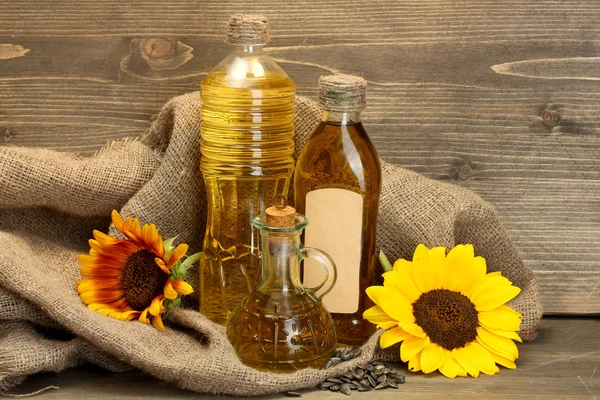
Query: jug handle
[{"left": 299, "top": 245, "right": 337, "bottom": 299}]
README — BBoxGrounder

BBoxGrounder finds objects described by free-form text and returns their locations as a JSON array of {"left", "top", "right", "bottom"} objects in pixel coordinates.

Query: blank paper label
[{"left": 303, "top": 189, "right": 363, "bottom": 314}]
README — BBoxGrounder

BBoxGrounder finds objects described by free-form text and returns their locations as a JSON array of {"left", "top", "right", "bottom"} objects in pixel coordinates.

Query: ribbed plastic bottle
[{"left": 199, "top": 14, "right": 296, "bottom": 325}]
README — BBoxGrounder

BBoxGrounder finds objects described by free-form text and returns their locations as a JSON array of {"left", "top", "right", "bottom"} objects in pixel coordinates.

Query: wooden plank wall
[{"left": 0, "top": 1, "right": 598, "bottom": 314}]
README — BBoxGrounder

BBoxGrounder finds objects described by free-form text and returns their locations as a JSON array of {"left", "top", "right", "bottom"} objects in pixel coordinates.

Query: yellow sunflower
[
  {"left": 77, "top": 210, "right": 196, "bottom": 331},
  {"left": 364, "top": 244, "right": 522, "bottom": 378}
]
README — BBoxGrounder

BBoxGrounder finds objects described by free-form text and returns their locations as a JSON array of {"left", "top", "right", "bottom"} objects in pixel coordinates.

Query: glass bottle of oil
[
  {"left": 199, "top": 14, "right": 296, "bottom": 325},
  {"left": 227, "top": 199, "right": 337, "bottom": 372},
  {"left": 294, "top": 74, "right": 381, "bottom": 345}
]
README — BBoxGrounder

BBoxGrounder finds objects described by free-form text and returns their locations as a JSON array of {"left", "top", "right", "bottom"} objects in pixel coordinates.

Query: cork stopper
[
  {"left": 318, "top": 74, "right": 367, "bottom": 112},
  {"left": 265, "top": 195, "right": 295, "bottom": 227},
  {"left": 225, "top": 14, "right": 270, "bottom": 46}
]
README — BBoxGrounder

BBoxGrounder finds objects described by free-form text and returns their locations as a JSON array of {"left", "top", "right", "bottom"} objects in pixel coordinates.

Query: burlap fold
[{"left": 0, "top": 92, "right": 542, "bottom": 395}]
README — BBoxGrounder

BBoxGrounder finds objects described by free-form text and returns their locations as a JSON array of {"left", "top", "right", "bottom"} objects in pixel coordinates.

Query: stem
[{"left": 379, "top": 250, "right": 393, "bottom": 273}]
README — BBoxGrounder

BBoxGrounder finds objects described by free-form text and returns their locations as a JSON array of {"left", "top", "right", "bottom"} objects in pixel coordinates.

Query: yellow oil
[
  {"left": 226, "top": 290, "right": 336, "bottom": 372},
  {"left": 199, "top": 70, "right": 295, "bottom": 325}
]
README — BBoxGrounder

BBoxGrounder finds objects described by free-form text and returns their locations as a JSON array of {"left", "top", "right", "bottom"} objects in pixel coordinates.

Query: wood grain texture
[
  {"left": 11, "top": 318, "right": 600, "bottom": 398},
  {"left": 0, "top": 0, "right": 599, "bottom": 314}
]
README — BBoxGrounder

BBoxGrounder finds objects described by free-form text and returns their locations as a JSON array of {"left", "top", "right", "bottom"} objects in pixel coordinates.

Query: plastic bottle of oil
[
  {"left": 199, "top": 14, "right": 296, "bottom": 325},
  {"left": 294, "top": 75, "right": 381, "bottom": 345}
]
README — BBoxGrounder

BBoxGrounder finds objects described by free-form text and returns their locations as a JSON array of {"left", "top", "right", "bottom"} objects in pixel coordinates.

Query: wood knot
[
  {"left": 458, "top": 164, "right": 472, "bottom": 180},
  {"left": 4, "top": 129, "right": 11, "bottom": 141},
  {"left": 120, "top": 38, "right": 194, "bottom": 79},
  {"left": 141, "top": 38, "right": 176, "bottom": 60},
  {"left": 541, "top": 109, "right": 560, "bottom": 127}
]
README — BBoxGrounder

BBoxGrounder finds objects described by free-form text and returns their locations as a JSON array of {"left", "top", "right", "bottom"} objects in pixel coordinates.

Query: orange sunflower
[{"left": 77, "top": 210, "right": 195, "bottom": 331}]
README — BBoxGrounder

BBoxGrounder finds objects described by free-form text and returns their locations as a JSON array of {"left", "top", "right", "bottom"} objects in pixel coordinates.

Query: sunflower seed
[
  {"left": 388, "top": 380, "right": 398, "bottom": 389},
  {"left": 326, "top": 377, "right": 343, "bottom": 384},
  {"left": 325, "top": 359, "right": 339, "bottom": 369},
  {"left": 396, "top": 375, "right": 406, "bottom": 384},
  {"left": 377, "top": 374, "right": 387, "bottom": 383},
  {"left": 286, "top": 391, "right": 302, "bottom": 397},
  {"left": 320, "top": 381, "right": 336, "bottom": 388},
  {"left": 341, "top": 377, "right": 353, "bottom": 384},
  {"left": 359, "top": 378, "right": 370, "bottom": 387},
  {"left": 329, "top": 385, "right": 340, "bottom": 392},
  {"left": 339, "top": 384, "right": 352, "bottom": 396},
  {"left": 357, "top": 385, "right": 372, "bottom": 392},
  {"left": 366, "top": 374, "right": 377, "bottom": 387},
  {"left": 374, "top": 364, "right": 385, "bottom": 371},
  {"left": 375, "top": 382, "right": 390, "bottom": 390},
  {"left": 341, "top": 353, "right": 355, "bottom": 361},
  {"left": 352, "top": 370, "right": 364, "bottom": 379}
]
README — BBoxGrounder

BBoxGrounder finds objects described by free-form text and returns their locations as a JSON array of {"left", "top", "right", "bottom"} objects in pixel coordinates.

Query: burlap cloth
[{"left": 0, "top": 92, "right": 542, "bottom": 396}]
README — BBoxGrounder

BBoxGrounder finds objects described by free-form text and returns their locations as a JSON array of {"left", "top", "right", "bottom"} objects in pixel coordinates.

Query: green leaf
[
  {"left": 163, "top": 236, "right": 178, "bottom": 260},
  {"left": 180, "top": 252, "right": 202, "bottom": 274},
  {"left": 164, "top": 236, "right": 178, "bottom": 250},
  {"left": 379, "top": 250, "right": 393, "bottom": 273}
]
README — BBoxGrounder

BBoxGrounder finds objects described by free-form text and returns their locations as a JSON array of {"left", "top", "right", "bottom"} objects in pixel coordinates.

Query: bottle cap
[
  {"left": 318, "top": 74, "right": 367, "bottom": 112},
  {"left": 265, "top": 195, "right": 295, "bottom": 227},
  {"left": 225, "top": 14, "right": 270, "bottom": 46}
]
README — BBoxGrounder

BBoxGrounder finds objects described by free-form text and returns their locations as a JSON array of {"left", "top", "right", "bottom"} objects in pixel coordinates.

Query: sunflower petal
[
  {"left": 411, "top": 244, "right": 435, "bottom": 293},
  {"left": 155, "top": 258, "right": 170, "bottom": 274},
  {"left": 491, "top": 352, "right": 517, "bottom": 369},
  {"left": 471, "top": 273, "right": 519, "bottom": 309},
  {"left": 382, "top": 270, "right": 419, "bottom": 303},
  {"left": 478, "top": 305, "right": 522, "bottom": 332},
  {"left": 139, "top": 308, "right": 151, "bottom": 324},
  {"left": 408, "top": 351, "right": 422, "bottom": 372},
  {"left": 444, "top": 244, "right": 473, "bottom": 293},
  {"left": 168, "top": 244, "right": 189, "bottom": 266},
  {"left": 92, "top": 230, "right": 121, "bottom": 246},
  {"left": 164, "top": 280, "right": 178, "bottom": 300},
  {"left": 400, "top": 322, "right": 427, "bottom": 338},
  {"left": 452, "top": 343, "right": 480, "bottom": 378},
  {"left": 363, "top": 305, "right": 394, "bottom": 326},
  {"left": 111, "top": 210, "right": 125, "bottom": 233},
  {"left": 438, "top": 350, "right": 465, "bottom": 378},
  {"left": 475, "top": 285, "right": 521, "bottom": 312},
  {"left": 171, "top": 280, "right": 194, "bottom": 295},
  {"left": 476, "top": 336, "right": 516, "bottom": 362},
  {"left": 148, "top": 295, "right": 165, "bottom": 316},
  {"left": 427, "top": 246, "right": 447, "bottom": 290},
  {"left": 400, "top": 335, "right": 430, "bottom": 363},
  {"left": 79, "top": 289, "right": 124, "bottom": 304},
  {"left": 380, "top": 327, "right": 411, "bottom": 348},
  {"left": 151, "top": 315, "right": 166, "bottom": 331},
  {"left": 78, "top": 254, "right": 125, "bottom": 268},
  {"left": 420, "top": 343, "right": 446, "bottom": 374},
  {"left": 470, "top": 342, "right": 499, "bottom": 375},
  {"left": 477, "top": 326, "right": 519, "bottom": 359},
  {"left": 76, "top": 278, "right": 121, "bottom": 294},
  {"left": 367, "top": 287, "right": 414, "bottom": 323},
  {"left": 79, "top": 265, "right": 124, "bottom": 278},
  {"left": 391, "top": 259, "right": 422, "bottom": 302},
  {"left": 378, "top": 321, "right": 399, "bottom": 330},
  {"left": 482, "top": 325, "right": 523, "bottom": 343}
]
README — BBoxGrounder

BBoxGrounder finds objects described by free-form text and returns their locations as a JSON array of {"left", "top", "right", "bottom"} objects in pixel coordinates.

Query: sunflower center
[
  {"left": 412, "top": 289, "right": 478, "bottom": 350},
  {"left": 121, "top": 250, "right": 169, "bottom": 311}
]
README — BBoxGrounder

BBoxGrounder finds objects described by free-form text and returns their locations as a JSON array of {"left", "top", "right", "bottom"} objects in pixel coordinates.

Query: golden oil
[{"left": 199, "top": 47, "right": 295, "bottom": 325}]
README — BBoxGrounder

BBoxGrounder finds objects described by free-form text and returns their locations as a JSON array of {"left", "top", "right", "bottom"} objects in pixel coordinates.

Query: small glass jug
[{"left": 226, "top": 206, "right": 337, "bottom": 372}]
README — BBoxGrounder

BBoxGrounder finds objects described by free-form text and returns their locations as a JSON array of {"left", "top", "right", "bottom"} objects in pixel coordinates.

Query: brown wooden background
[{"left": 0, "top": 1, "right": 598, "bottom": 315}]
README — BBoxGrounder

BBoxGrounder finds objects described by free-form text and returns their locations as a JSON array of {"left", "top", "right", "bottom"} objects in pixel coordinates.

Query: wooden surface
[
  {"left": 0, "top": 0, "right": 599, "bottom": 314},
  {"left": 12, "top": 318, "right": 600, "bottom": 399}
]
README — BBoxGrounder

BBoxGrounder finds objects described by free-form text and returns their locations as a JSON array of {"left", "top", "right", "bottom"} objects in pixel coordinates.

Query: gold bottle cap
[{"left": 265, "top": 195, "right": 295, "bottom": 227}]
